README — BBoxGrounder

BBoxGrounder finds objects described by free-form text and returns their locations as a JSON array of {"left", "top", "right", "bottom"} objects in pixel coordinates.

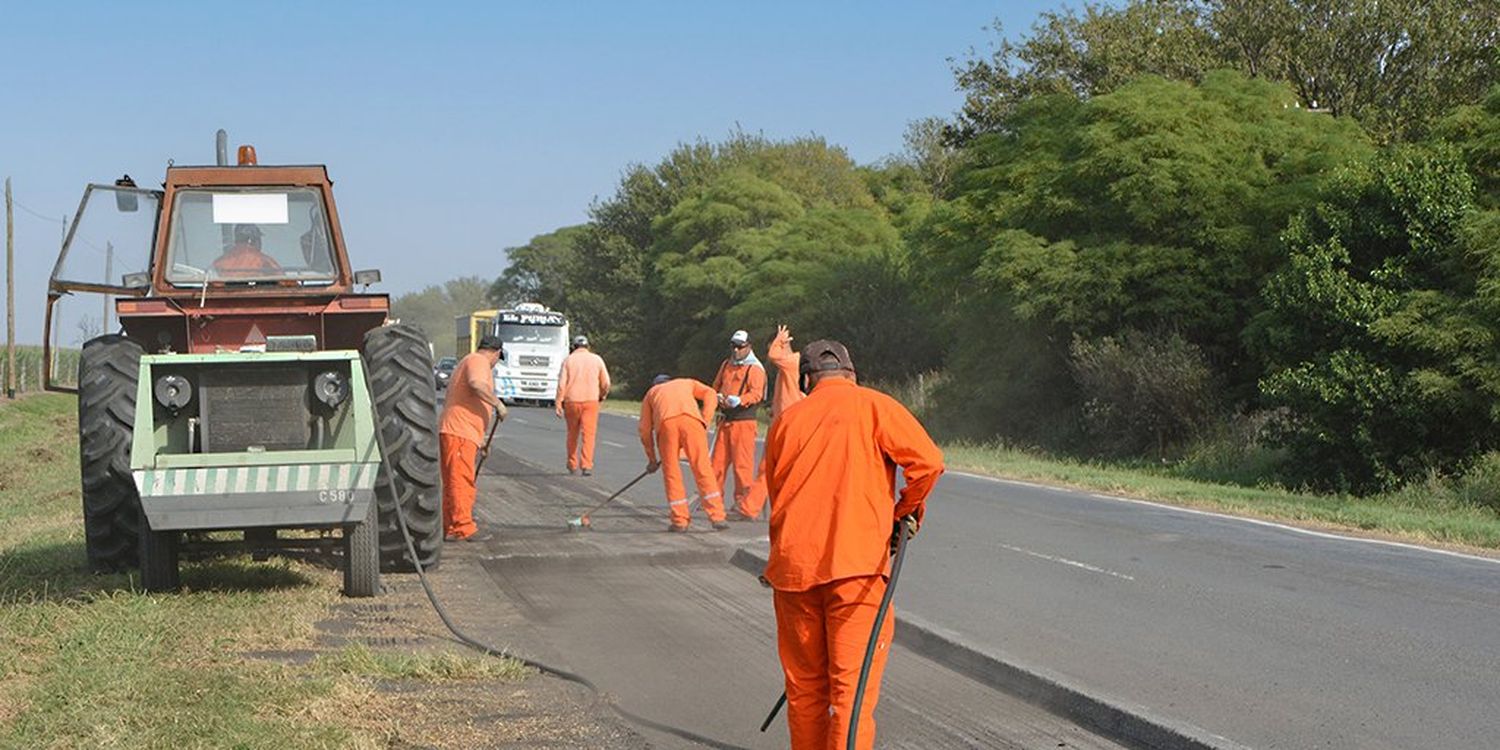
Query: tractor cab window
[{"left": 163, "top": 187, "right": 338, "bottom": 286}]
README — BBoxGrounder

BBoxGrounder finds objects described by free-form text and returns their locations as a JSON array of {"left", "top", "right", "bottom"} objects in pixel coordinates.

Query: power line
[{"left": 12, "top": 199, "right": 65, "bottom": 225}]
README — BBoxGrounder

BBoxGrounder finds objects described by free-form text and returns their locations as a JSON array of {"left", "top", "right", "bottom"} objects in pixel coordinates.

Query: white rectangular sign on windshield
[{"left": 211, "top": 193, "right": 289, "bottom": 224}]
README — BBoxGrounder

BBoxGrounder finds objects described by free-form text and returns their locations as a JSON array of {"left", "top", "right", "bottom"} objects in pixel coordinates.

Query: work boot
[
  {"left": 668, "top": 523, "right": 690, "bottom": 533},
  {"left": 581, "top": 468, "right": 592, "bottom": 476},
  {"left": 711, "top": 520, "right": 731, "bottom": 532},
  {"left": 727, "top": 510, "right": 757, "bottom": 522}
]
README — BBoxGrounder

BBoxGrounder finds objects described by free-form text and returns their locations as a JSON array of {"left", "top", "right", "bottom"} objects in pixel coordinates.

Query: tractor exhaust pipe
[{"left": 215, "top": 129, "right": 228, "bottom": 166}]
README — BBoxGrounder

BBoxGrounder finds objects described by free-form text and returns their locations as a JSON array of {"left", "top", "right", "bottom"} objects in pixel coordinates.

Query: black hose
[
  {"left": 847, "top": 519, "right": 910, "bottom": 750},
  {"left": 364, "top": 388, "right": 748, "bottom": 750},
  {"left": 757, "top": 518, "right": 912, "bottom": 743}
]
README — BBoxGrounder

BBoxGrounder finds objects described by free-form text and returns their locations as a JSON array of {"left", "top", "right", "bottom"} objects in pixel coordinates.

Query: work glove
[
  {"left": 888, "top": 514, "right": 920, "bottom": 554},
  {"left": 646, "top": 459, "right": 661, "bottom": 474},
  {"left": 725, "top": 395, "right": 742, "bottom": 409}
]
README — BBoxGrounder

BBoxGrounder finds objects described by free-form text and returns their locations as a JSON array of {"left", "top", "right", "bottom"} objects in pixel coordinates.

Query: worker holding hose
[
  {"left": 761, "top": 340, "right": 944, "bottom": 749},
  {"left": 439, "top": 334, "right": 507, "bottom": 541},
  {"left": 639, "top": 374, "right": 729, "bottom": 532}
]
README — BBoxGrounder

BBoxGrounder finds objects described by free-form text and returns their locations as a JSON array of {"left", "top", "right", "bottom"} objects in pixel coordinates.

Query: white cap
[{"left": 730, "top": 330, "right": 750, "bottom": 345}]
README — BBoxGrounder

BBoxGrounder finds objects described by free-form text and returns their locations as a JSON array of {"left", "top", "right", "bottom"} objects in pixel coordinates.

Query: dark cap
[
  {"left": 798, "top": 339, "right": 855, "bottom": 375},
  {"left": 477, "top": 334, "right": 504, "bottom": 352},
  {"left": 652, "top": 373, "right": 672, "bottom": 386}
]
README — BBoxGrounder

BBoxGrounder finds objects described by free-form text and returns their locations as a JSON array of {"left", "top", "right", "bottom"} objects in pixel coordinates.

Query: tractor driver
[{"left": 213, "top": 224, "right": 283, "bottom": 277}]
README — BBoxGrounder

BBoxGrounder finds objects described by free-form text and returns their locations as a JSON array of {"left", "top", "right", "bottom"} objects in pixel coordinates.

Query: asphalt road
[
  {"left": 486, "top": 404, "right": 1500, "bottom": 749},
  {"left": 467, "top": 416, "right": 1126, "bottom": 749}
]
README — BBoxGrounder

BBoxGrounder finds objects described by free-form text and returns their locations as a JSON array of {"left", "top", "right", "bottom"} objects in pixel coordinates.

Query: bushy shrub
[{"left": 1070, "top": 329, "right": 1218, "bottom": 458}]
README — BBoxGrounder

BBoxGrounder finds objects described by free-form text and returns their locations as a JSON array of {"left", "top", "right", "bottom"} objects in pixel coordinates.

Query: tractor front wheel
[
  {"left": 343, "top": 499, "right": 381, "bottom": 597},
  {"left": 78, "top": 334, "right": 144, "bottom": 573},
  {"left": 138, "top": 508, "right": 180, "bottom": 592},
  {"left": 363, "top": 324, "right": 444, "bottom": 572}
]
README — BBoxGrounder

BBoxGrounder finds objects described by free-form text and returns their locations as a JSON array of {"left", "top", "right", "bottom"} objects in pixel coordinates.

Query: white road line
[
  {"left": 603, "top": 440, "right": 626, "bottom": 448},
  {"left": 956, "top": 472, "right": 1500, "bottom": 567},
  {"left": 998, "top": 543, "right": 1135, "bottom": 581}
]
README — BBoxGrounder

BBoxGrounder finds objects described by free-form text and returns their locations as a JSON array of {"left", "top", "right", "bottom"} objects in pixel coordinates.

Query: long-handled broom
[{"left": 565, "top": 468, "right": 652, "bottom": 530}]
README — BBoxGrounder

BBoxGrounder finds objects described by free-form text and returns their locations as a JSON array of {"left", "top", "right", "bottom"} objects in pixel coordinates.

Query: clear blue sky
[{"left": 2, "top": 1, "right": 1061, "bottom": 345}]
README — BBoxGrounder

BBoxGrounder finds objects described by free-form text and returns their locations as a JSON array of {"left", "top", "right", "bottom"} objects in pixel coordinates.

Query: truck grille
[
  {"left": 198, "top": 367, "right": 311, "bottom": 452},
  {"left": 518, "top": 355, "right": 549, "bottom": 368}
]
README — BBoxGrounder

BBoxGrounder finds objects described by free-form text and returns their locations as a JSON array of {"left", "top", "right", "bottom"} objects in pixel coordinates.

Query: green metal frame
[{"left": 129, "top": 349, "right": 382, "bottom": 531}]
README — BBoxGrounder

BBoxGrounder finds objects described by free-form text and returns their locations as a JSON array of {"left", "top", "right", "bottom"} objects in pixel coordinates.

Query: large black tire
[
  {"left": 138, "top": 506, "right": 180, "bottom": 592},
  {"left": 78, "top": 334, "right": 144, "bottom": 573},
  {"left": 363, "top": 324, "right": 443, "bottom": 572},
  {"left": 343, "top": 498, "right": 381, "bottom": 597}
]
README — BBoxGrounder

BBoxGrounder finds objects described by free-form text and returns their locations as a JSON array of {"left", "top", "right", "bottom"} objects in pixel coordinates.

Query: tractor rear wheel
[
  {"left": 78, "top": 334, "right": 144, "bottom": 573},
  {"left": 363, "top": 324, "right": 443, "bottom": 572},
  {"left": 342, "top": 498, "right": 381, "bottom": 597}
]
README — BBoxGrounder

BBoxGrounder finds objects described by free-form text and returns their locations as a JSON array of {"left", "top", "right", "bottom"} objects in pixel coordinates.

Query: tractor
[{"left": 42, "top": 131, "right": 443, "bottom": 596}]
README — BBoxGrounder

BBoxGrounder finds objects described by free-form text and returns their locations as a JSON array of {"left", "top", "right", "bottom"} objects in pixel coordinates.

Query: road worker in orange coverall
[
  {"left": 730, "top": 324, "right": 802, "bottom": 521},
  {"left": 554, "top": 335, "right": 611, "bottom": 476},
  {"left": 639, "top": 374, "right": 729, "bottom": 532},
  {"left": 711, "top": 329, "right": 767, "bottom": 512},
  {"left": 762, "top": 340, "right": 944, "bottom": 750},
  {"left": 438, "top": 334, "right": 507, "bottom": 541}
]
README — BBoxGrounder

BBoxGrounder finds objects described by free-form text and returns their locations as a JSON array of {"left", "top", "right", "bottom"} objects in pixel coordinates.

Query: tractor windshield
[{"left": 163, "top": 187, "right": 337, "bottom": 286}]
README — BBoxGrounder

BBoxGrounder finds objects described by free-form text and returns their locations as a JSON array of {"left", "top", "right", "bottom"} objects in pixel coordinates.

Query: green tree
[
  {"left": 915, "top": 72, "right": 1370, "bottom": 448},
  {"left": 390, "top": 276, "right": 491, "bottom": 357},
  {"left": 488, "top": 225, "right": 585, "bottom": 309},
  {"left": 952, "top": 0, "right": 1499, "bottom": 142},
  {"left": 1252, "top": 145, "right": 1499, "bottom": 491}
]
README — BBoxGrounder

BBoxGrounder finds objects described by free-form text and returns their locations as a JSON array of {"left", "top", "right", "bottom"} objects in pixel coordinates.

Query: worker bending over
[
  {"left": 711, "top": 329, "right": 766, "bottom": 512},
  {"left": 438, "top": 334, "right": 507, "bottom": 541},
  {"left": 731, "top": 324, "right": 802, "bottom": 521},
  {"left": 639, "top": 374, "right": 729, "bottom": 532},
  {"left": 555, "top": 335, "right": 611, "bottom": 476},
  {"left": 762, "top": 340, "right": 944, "bottom": 750}
]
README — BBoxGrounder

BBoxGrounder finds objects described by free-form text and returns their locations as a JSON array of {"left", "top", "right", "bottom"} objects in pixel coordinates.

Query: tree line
[{"left": 406, "top": 0, "right": 1499, "bottom": 495}]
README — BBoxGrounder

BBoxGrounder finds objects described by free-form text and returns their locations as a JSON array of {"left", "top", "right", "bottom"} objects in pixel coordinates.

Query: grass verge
[{"left": 0, "top": 394, "right": 527, "bottom": 748}]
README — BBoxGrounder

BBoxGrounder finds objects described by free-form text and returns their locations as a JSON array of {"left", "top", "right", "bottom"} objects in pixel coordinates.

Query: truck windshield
[
  {"left": 497, "top": 323, "right": 565, "bottom": 346},
  {"left": 163, "top": 187, "right": 337, "bottom": 286}
]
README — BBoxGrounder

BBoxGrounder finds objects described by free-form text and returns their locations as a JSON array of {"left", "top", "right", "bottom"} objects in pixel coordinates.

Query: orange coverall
[
  {"left": 555, "top": 348, "right": 611, "bottom": 472},
  {"left": 639, "top": 378, "right": 725, "bottom": 528},
  {"left": 737, "top": 330, "right": 802, "bottom": 518},
  {"left": 212, "top": 244, "right": 282, "bottom": 277},
  {"left": 438, "top": 351, "right": 503, "bottom": 539},
  {"left": 711, "top": 353, "right": 766, "bottom": 509},
  {"left": 762, "top": 377, "right": 944, "bottom": 750}
]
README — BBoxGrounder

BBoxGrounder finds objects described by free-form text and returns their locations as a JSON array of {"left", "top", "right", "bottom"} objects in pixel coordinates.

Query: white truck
[{"left": 490, "top": 303, "right": 569, "bottom": 406}]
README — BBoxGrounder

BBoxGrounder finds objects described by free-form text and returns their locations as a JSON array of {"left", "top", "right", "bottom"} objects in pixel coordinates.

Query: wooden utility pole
[{"left": 6, "top": 177, "right": 15, "bottom": 399}]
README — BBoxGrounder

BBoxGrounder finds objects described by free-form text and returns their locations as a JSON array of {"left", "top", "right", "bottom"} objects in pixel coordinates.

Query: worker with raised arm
[
  {"left": 639, "top": 374, "right": 729, "bottom": 532},
  {"left": 762, "top": 340, "right": 945, "bottom": 750},
  {"left": 730, "top": 324, "right": 802, "bottom": 521},
  {"left": 554, "top": 335, "right": 610, "bottom": 476},
  {"left": 711, "top": 329, "right": 767, "bottom": 511},
  {"left": 439, "top": 334, "right": 507, "bottom": 541}
]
